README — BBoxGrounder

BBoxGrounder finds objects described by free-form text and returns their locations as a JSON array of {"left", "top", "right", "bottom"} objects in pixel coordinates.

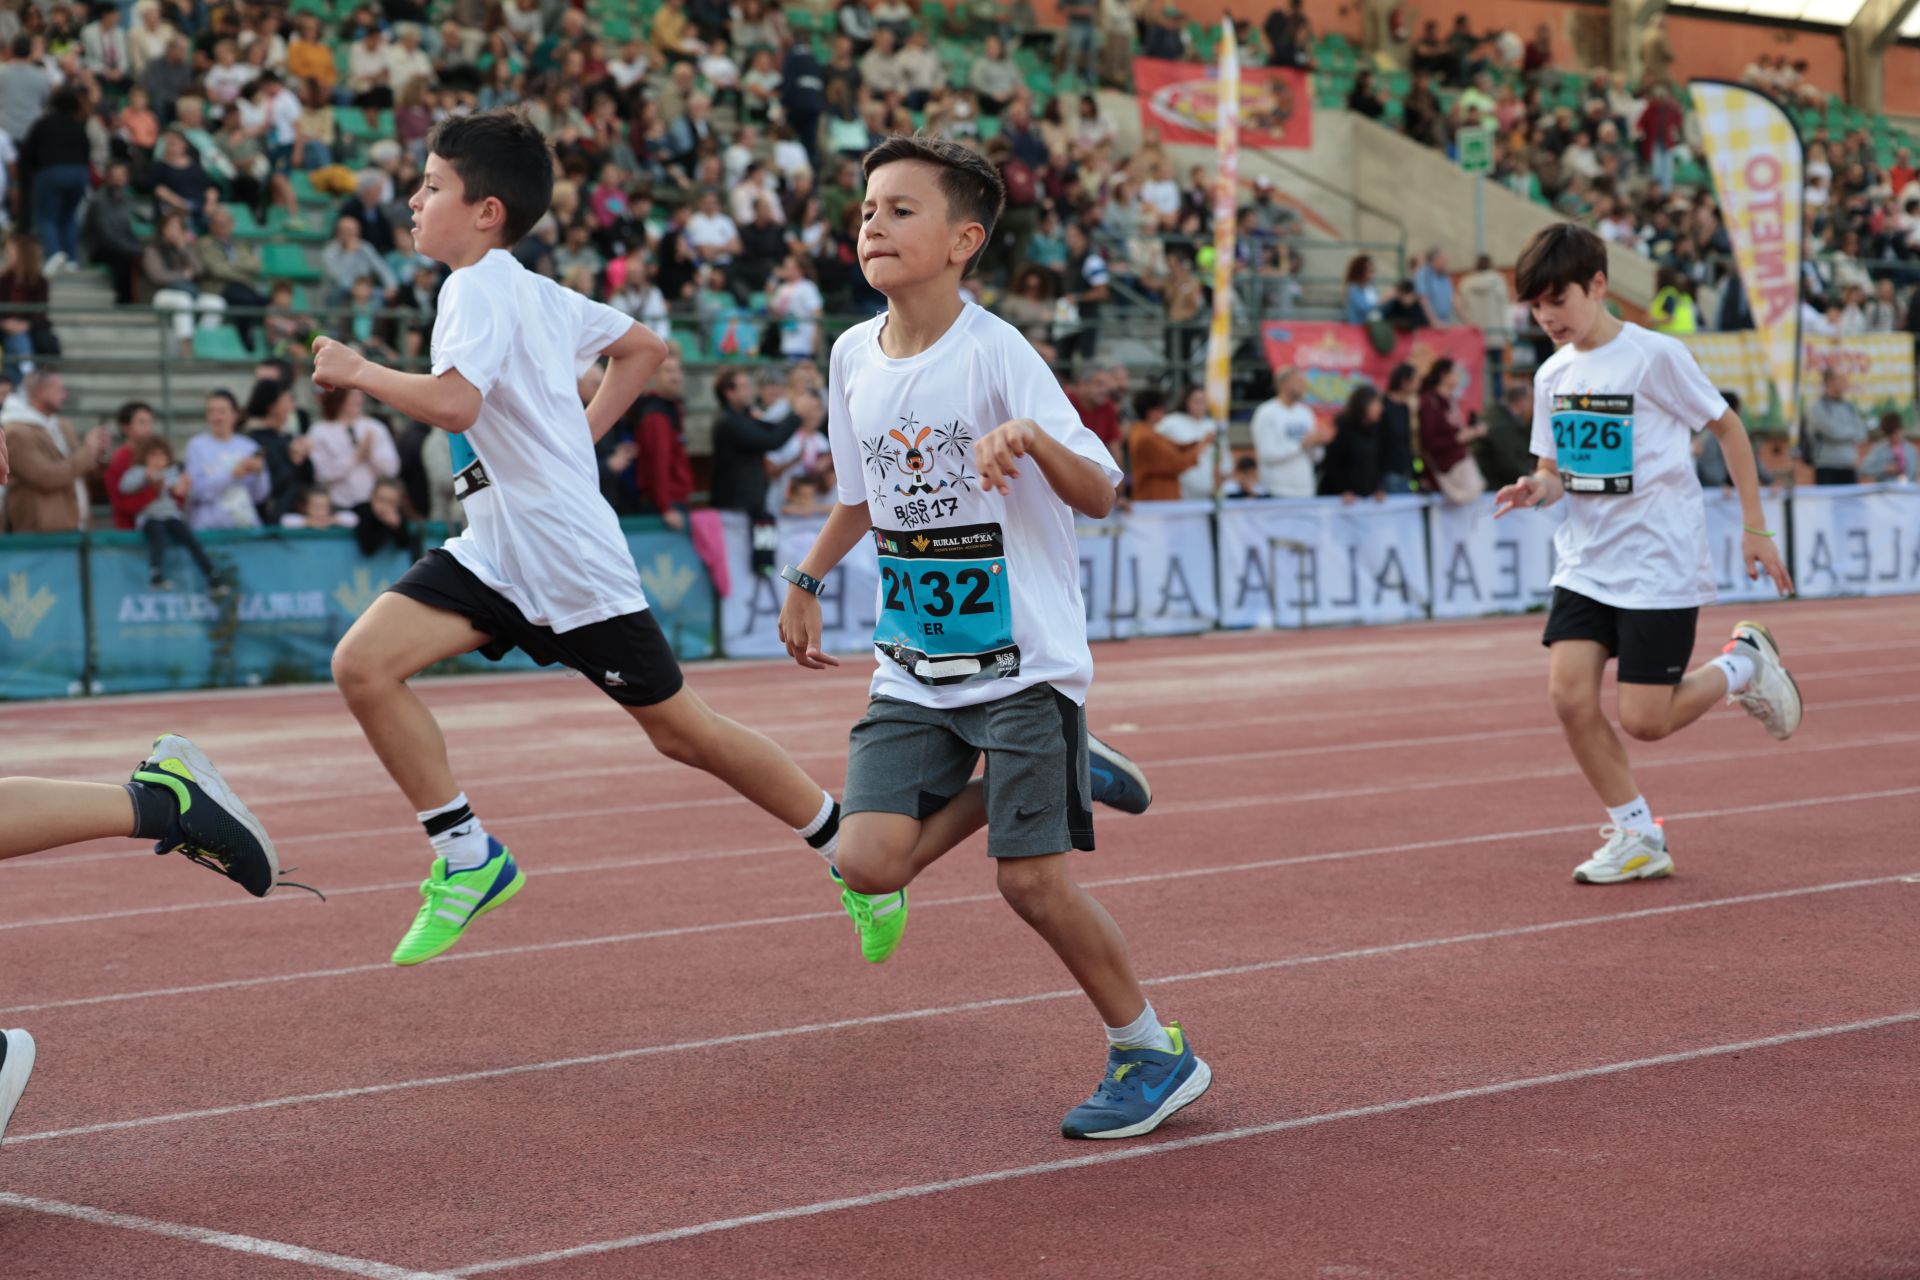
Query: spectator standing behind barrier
[
  {"left": 1344, "top": 254, "right": 1381, "bottom": 324},
  {"left": 1412, "top": 248, "right": 1456, "bottom": 325},
  {"left": 1, "top": 371, "right": 102, "bottom": 532},
  {"left": 1457, "top": 254, "right": 1513, "bottom": 400},
  {"left": 1156, "top": 385, "right": 1221, "bottom": 502},
  {"left": 1805, "top": 368, "right": 1869, "bottom": 484},
  {"left": 1317, "top": 385, "right": 1386, "bottom": 502},
  {"left": 307, "top": 386, "right": 400, "bottom": 511},
  {"left": 1252, "top": 367, "right": 1329, "bottom": 498},
  {"left": 1417, "top": 356, "right": 1487, "bottom": 504},
  {"left": 21, "top": 88, "right": 91, "bottom": 272},
  {"left": 81, "top": 161, "right": 144, "bottom": 305},
  {"left": 707, "top": 367, "right": 797, "bottom": 515},
  {"left": 0, "top": 36, "right": 50, "bottom": 148},
  {"left": 242, "top": 377, "right": 309, "bottom": 524},
  {"left": 184, "top": 389, "right": 266, "bottom": 530},
  {"left": 1694, "top": 390, "right": 1773, "bottom": 491},
  {"left": 321, "top": 214, "right": 396, "bottom": 307},
  {"left": 614, "top": 351, "right": 692, "bottom": 527},
  {"left": 352, "top": 477, "right": 415, "bottom": 556},
  {"left": 104, "top": 400, "right": 158, "bottom": 529},
  {"left": 1378, "top": 362, "right": 1418, "bottom": 493},
  {"left": 120, "top": 435, "right": 222, "bottom": 590},
  {"left": 1221, "top": 454, "right": 1270, "bottom": 498},
  {"left": 1861, "top": 414, "right": 1913, "bottom": 482},
  {"left": 1475, "top": 378, "right": 1536, "bottom": 489},
  {"left": 1127, "top": 388, "right": 1204, "bottom": 502},
  {"left": 1066, "top": 365, "right": 1123, "bottom": 455}
]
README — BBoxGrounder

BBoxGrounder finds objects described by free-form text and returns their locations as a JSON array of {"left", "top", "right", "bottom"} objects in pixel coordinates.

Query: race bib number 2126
[{"left": 1551, "top": 393, "right": 1634, "bottom": 495}]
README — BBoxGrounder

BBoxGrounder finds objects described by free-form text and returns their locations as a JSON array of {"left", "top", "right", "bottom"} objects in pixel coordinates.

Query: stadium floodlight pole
[{"left": 1204, "top": 17, "right": 1239, "bottom": 520}]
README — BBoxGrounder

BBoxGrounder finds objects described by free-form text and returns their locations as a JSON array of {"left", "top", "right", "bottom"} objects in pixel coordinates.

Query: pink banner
[{"left": 1260, "top": 322, "right": 1488, "bottom": 415}]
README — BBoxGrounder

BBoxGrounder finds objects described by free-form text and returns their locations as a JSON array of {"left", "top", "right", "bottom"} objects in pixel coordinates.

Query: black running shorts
[
  {"left": 1540, "top": 587, "right": 1699, "bottom": 686},
  {"left": 388, "top": 549, "right": 684, "bottom": 708}
]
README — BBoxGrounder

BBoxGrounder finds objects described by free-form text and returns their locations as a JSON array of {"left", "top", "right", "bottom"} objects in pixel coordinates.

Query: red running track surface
[{"left": 1, "top": 596, "right": 1918, "bottom": 1279}]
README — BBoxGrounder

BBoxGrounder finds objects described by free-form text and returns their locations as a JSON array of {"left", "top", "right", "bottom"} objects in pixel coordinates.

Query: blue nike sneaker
[
  {"left": 1061, "top": 1022, "right": 1211, "bottom": 1139},
  {"left": 1087, "top": 733, "right": 1152, "bottom": 815}
]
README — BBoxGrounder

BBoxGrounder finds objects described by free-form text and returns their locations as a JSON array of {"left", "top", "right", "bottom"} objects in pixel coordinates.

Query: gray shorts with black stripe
[{"left": 841, "top": 683, "right": 1095, "bottom": 858}]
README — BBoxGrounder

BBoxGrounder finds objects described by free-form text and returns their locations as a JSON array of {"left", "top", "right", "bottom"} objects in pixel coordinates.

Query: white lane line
[
  {"left": 4, "top": 726, "right": 1915, "bottom": 936},
  {"left": 446, "top": 1008, "right": 1920, "bottom": 1274},
  {"left": 0, "top": 1192, "right": 456, "bottom": 1280},
  {"left": 4, "top": 783, "right": 1917, "bottom": 1007},
  {"left": 7, "top": 870, "right": 1909, "bottom": 1147}
]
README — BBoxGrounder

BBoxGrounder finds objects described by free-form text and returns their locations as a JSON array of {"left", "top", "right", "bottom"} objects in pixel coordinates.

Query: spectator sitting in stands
[
  {"left": 121, "top": 435, "right": 222, "bottom": 589},
  {"left": 970, "top": 34, "right": 1020, "bottom": 117},
  {"left": 322, "top": 213, "right": 396, "bottom": 307},
  {"left": 1380, "top": 278, "right": 1433, "bottom": 332},
  {"left": 81, "top": 160, "right": 144, "bottom": 305},
  {"left": 352, "top": 477, "right": 415, "bottom": 556},
  {"left": 114, "top": 83, "right": 158, "bottom": 162},
  {"left": 143, "top": 212, "right": 227, "bottom": 358},
  {"left": 280, "top": 486, "right": 359, "bottom": 529},
  {"left": 0, "top": 233, "right": 52, "bottom": 383},
  {"left": 1862, "top": 414, "right": 1913, "bottom": 482},
  {"left": 1347, "top": 70, "right": 1385, "bottom": 120},
  {"left": 104, "top": 400, "right": 159, "bottom": 530},
  {"left": 185, "top": 390, "right": 266, "bottom": 530},
  {"left": 338, "top": 173, "right": 398, "bottom": 255},
  {"left": 150, "top": 128, "right": 216, "bottom": 231},
  {"left": 1317, "top": 384, "right": 1387, "bottom": 503},
  {"left": 195, "top": 205, "right": 271, "bottom": 351},
  {"left": 1, "top": 371, "right": 103, "bottom": 532}
]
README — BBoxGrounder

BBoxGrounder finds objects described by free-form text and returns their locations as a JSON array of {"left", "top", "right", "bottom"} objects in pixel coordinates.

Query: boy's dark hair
[
  {"left": 861, "top": 134, "right": 1006, "bottom": 278},
  {"left": 426, "top": 108, "right": 554, "bottom": 247},
  {"left": 1132, "top": 388, "right": 1166, "bottom": 419},
  {"left": 117, "top": 400, "right": 154, "bottom": 426},
  {"left": 1514, "top": 223, "right": 1608, "bottom": 303}
]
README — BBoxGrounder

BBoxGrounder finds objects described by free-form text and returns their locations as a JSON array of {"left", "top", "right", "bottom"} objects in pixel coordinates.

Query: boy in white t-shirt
[
  {"left": 777, "top": 136, "right": 1210, "bottom": 1139},
  {"left": 1494, "top": 224, "right": 1801, "bottom": 885},
  {"left": 312, "top": 110, "right": 857, "bottom": 967}
]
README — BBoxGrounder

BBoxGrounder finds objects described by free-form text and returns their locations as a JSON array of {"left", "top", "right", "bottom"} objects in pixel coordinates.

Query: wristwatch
[{"left": 780, "top": 564, "right": 826, "bottom": 596}]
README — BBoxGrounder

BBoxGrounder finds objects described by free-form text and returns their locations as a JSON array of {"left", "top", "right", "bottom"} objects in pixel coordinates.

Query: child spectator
[
  {"left": 120, "top": 436, "right": 222, "bottom": 590},
  {"left": 1862, "top": 413, "right": 1913, "bottom": 482},
  {"left": 280, "top": 486, "right": 360, "bottom": 529}
]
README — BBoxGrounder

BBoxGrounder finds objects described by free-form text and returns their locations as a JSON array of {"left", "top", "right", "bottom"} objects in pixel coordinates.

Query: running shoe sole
[
  {"left": 1574, "top": 852, "right": 1675, "bottom": 884},
  {"left": 0, "top": 1029, "right": 36, "bottom": 1148},
  {"left": 146, "top": 733, "right": 283, "bottom": 891},
  {"left": 1732, "top": 621, "right": 1802, "bottom": 739},
  {"left": 1066, "top": 1057, "right": 1213, "bottom": 1140},
  {"left": 1087, "top": 733, "right": 1153, "bottom": 815}
]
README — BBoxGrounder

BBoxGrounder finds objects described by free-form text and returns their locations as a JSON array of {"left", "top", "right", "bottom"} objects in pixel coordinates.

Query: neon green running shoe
[
  {"left": 831, "top": 866, "right": 907, "bottom": 964},
  {"left": 391, "top": 839, "right": 525, "bottom": 967}
]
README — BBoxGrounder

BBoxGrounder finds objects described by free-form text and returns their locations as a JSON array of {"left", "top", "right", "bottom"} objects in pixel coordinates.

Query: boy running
[
  {"left": 778, "top": 136, "right": 1210, "bottom": 1139},
  {"left": 1495, "top": 224, "right": 1801, "bottom": 884},
  {"left": 314, "top": 110, "right": 1146, "bottom": 967},
  {"left": 0, "top": 732, "right": 288, "bottom": 1144}
]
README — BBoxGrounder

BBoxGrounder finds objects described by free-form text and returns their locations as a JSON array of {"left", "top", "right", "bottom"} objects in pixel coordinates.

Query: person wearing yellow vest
[{"left": 1648, "top": 267, "right": 1698, "bottom": 334}]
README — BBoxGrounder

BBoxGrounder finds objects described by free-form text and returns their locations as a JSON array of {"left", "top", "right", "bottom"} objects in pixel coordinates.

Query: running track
[{"left": 2, "top": 596, "right": 1917, "bottom": 1279}]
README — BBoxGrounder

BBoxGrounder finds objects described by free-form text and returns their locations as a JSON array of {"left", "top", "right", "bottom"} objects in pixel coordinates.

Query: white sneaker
[
  {"left": 43, "top": 251, "right": 68, "bottom": 274},
  {"left": 1726, "top": 621, "right": 1801, "bottom": 740},
  {"left": 1573, "top": 825, "right": 1674, "bottom": 884},
  {"left": 0, "top": 1028, "right": 35, "bottom": 1146}
]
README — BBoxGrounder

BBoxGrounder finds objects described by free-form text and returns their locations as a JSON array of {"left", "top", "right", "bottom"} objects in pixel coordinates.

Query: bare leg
[
  {"left": 1616, "top": 664, "right": 1729, "bottom": 743},
  {"left": 1548, "top": 640, "right": 1640, "bottom": 809},
  {"left": 998, "top": 854, "right": 1148, "bottom": 1027},
  {"left": 624, "top": 685, "right": 838, "bottom": 829},
  {"left": 331, "top": 592, "right": 493, "bottom": 811},
  {"left": 0, "top": 780, "right": 136, "bottom": 860}
]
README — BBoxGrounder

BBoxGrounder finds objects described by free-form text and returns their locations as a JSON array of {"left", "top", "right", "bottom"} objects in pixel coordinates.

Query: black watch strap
[{"left": 780, "top": 564, "right": 826, "bottom": 596}]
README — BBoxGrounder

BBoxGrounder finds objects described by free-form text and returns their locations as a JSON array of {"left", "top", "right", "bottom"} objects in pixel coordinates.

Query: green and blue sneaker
[
  {"left": 133, "top": 733, "right": 294, "bottom": 898},
  {"left": 391, "top": 838, "right": 525, "bottom": 966},
  {"left": 1061, "top": 1023, "right": 1212, "bottom": 1139},
  {"left": 831, "top": 866, "right": 908, "bottom": 964}
]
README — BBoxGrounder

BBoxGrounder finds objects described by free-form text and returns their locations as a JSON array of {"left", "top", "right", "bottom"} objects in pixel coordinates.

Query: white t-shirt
[
  {"left": 1156, "top": 411, "right": 1218, "bottom": 501},
  {"left": 774, "top": 277, "right": 823, "bottom": 357},
  {"left": 1251, "top": 398, "right": 1318, "bottom": 497},
  {"left": 431, "top": 249, "right": 645, "bottom": 631},
  {"left": 828, "top": 303, "right": 1121, "bottom": 709},
  {"left": 684, "top": 210, "right": 739, "bottom": 256},
  {"left": 1529, "top": 322, "right": 1729, "bottom": 610}
]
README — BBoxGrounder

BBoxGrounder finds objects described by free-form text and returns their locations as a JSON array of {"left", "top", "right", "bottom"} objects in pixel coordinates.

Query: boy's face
[
  {"left": 1529, "top": 276, "right": 1608, "bottom": 346},
  {"left": 409, "top": 152, "right": 498, "bottom": 263},
  {"left": 859, "top": 160, "right": 977, "bottom": 295}
]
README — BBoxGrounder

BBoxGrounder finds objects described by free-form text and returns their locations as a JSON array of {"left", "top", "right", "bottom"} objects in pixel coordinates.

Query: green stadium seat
[
  {"left": 602, "top": 17, "right": 631, "bottom": 42},
  {"left": 262, "top": 243, "right": 321, "bottom": 283},
  {"left": 920, "top": 0, "right": 946, "bottom": 28},
  {"left": 193, "top": 325, "right": 262, "bottom": 361},
  {"left": 337, "top": 108, "right": 393, "bottom": 141}
]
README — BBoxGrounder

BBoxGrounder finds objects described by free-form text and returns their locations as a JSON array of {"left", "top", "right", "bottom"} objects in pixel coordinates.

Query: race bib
[
  {"left": 448, "top": 432, "right": 491, "bottom": 501},
  {"left": 872, "top": 523, "right": 1019, "bottom": 686},
  {"left": 1551, "top": 394, "right": 1634, "bottom": 495}
]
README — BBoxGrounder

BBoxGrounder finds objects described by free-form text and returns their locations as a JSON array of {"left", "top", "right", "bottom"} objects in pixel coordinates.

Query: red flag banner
[
  {"left": 1261, "top": 322, "right": 1488, "bottom": 415},
  {"left": 1133, "top": 58, "right": 1312, "bottom": 149}
]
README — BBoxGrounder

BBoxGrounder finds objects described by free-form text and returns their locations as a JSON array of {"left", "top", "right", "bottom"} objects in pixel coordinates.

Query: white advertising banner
[
  {"left": 1077, "top": 501, "right": 1218, "bottom": 640},
  {"left": 1789, "top": 483, "right": 1920, "bottom": 598},
  {"left": 715, "top": 511, "right": 881, "bottom": 659},
  {"left": 1215, "top": 496, "right": 1430, "bottom": 629}
]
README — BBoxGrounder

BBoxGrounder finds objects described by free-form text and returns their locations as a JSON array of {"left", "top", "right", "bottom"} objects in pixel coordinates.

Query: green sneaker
[
  {"left": 391, "top": 839, "right": 526, "bottom": 967},
  {"left": 831, "top": 866, "right": 908, "bottom": 964}
]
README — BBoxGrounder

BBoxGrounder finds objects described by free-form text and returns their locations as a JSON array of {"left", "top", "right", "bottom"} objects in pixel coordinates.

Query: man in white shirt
[
  {"left": 1250, "top": 368, "right": 1328, "bottom": 497},
  {"left": 80, "top": 8, "right": 130, "bottom": 91},
  {"left": 385, "top": 23, "right": 435, "bottom": 93},
  {"left": 684, "top": 188, "right": 742, "bottom": 265}
]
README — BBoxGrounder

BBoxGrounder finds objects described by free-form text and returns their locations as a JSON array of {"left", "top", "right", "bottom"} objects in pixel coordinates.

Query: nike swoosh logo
[
  {"left": 1089, "top": 765, "right": 1115, "bottom": 787},
  {"left": 1014, "top": 804, "right": 1052, "bottom": 819},
  {"left": 1142, "top": 1067, "right": 1182, "bottom": 1104}
]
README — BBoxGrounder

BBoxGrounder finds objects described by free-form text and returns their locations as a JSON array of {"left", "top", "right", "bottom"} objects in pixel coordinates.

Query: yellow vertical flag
[
  {"left": 1204, "top": 19, "right": 1240, "bottom": 429},
  {"left": 1688, "top": 80, "right": 1804, "bottom": 428}
]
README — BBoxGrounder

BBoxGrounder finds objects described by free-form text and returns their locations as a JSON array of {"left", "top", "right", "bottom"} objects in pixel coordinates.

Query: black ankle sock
[
  {"left": 124, "top": 780, "right": 179, "bottom": 841},
  {"left": 805, "top": 801, "right": 841, "bottom": 852}
]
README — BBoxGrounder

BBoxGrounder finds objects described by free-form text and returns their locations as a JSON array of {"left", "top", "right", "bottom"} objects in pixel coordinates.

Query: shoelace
[{"left": 170, "top": 841, "right": 326, "bottom": 901}]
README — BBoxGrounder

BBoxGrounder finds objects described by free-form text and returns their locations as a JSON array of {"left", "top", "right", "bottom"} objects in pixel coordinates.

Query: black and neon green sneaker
[
  {"left": 831, "top": 866, "right": 908, "bottom": 964},
  {"left": 132, "top": 734, "right": 290, "bottom": 898}
]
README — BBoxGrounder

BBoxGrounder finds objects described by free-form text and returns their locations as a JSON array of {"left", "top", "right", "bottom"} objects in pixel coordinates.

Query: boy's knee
[
  {"left": 640, "top": 713, "right": 711, "bottom": 769},
  {"left": 996, "top": 857, "right": 1065, "bottom": 917},
  {"left": 330, "top": 636, "right": 381, "bottom": 695},
  {"left": 1619, "top": 710, "right": 1672, "bottom": 743},
  {"left": 1548, "top": 680, "right": 1601, "bottom": 727},
  {"left": 834, "top": 847, "right": 906, "bottom": 896}
]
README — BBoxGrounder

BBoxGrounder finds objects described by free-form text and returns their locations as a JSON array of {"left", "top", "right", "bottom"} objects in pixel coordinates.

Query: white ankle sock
[
  {"left": 417, "top": 792, "right": 493, "bottom": 871},
  {"left": 1105, "top": 1001, "right": 1175, "bottom": 1053},
  {"left": 795, "top": 791, "right": 839, "bottom": 861},
  {"left": 1606, "top": 795, "right": 1659, "bottom": 837},
  {"left": 1711, "top": 651, "right": 1756, "bottom": 694}
]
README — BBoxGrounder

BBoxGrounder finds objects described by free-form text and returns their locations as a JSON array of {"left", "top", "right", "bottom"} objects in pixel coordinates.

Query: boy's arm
[
  {"left": 311, "top": 336, "right": 483, "bottom": 433},
  {"left": 1707, "top": 408, "right": 1793, "bottom": 595},
  {"left": 585, "top": 322, "right": 668, "bottom": 442},
  {"left": 779, "top": 499, "right": 873, "bottom": 670}
]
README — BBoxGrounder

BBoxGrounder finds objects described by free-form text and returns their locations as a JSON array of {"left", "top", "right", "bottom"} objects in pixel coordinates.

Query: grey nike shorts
[{"left": 842, "top": 683, "right": 1095, "bottom": 858}]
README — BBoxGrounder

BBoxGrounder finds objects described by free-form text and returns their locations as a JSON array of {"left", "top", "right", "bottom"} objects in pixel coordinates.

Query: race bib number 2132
[{"left": 872, "top": 523, "right": 1019, "bottom": 686}]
